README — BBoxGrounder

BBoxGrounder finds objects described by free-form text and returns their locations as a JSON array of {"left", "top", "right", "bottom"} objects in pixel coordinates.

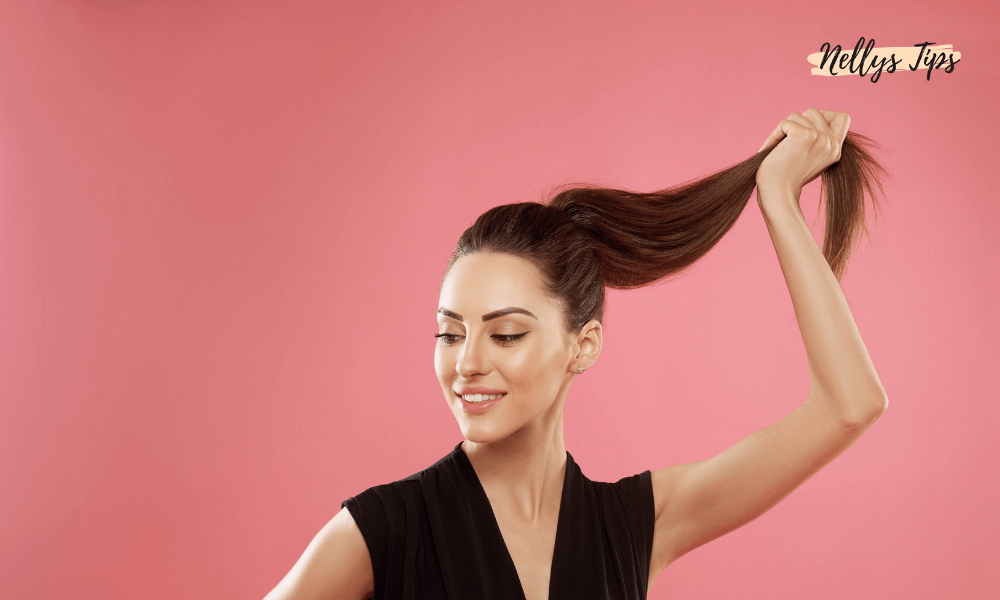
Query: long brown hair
[{"left": 444, "top": 131, "right": 890, "bottom": 335}]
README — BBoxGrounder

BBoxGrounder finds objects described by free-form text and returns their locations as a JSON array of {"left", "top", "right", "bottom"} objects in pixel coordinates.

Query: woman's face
[{"left": 434, "top": 251, "right": 599, "bottom": 444}]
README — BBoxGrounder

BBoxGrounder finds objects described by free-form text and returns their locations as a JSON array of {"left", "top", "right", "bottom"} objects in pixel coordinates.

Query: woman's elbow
[{"left": 842, "top": 391, "right": 888, "bottom": 427}]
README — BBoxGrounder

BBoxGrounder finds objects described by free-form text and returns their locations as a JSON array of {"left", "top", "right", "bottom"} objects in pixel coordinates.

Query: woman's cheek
[{"left": 433, "top": 348, "right": 446, "bottom": 381}]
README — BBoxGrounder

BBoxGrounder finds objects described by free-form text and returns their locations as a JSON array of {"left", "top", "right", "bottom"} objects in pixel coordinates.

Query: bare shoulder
[{"left": 263, "top": 507, "right": 374, "bottom": 600}]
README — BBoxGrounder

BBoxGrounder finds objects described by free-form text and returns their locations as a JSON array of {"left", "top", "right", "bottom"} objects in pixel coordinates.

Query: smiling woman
[{"left": 263, "top": 109, "right": 891, "bottom": 600}]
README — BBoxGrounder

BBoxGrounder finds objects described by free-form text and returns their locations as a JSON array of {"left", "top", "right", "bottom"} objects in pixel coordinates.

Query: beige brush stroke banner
[{"left": 807, "top": 43, "right": 961, "bottom": 76}]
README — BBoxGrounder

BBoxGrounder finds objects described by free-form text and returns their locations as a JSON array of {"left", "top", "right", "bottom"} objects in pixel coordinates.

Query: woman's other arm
[
  {"left": 646, "top": 109, "right": 888, "bottom": 586},
  {"left": 263, "top": 507, "right": 374, "bottom": 600}
]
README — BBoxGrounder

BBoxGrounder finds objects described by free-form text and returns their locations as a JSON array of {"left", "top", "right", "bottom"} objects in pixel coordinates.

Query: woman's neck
[{"left": 461, "top": 404, "right": 567, "bottom": 522}]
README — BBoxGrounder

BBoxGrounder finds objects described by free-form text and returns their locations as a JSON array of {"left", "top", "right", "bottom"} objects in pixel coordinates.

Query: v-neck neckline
[{"left": 452, "top": 441, "right": 574, "bottom": 600}]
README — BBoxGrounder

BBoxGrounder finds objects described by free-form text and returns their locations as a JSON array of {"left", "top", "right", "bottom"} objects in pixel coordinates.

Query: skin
[{"left": 263, "top": 108, "right": 887, "bottom": 600}]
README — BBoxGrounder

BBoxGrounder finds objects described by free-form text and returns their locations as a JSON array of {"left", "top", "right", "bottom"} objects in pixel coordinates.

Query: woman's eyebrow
[
  {"left": 482, "top": 307, "right": 538, "bottom": 321},
  {"left": 436, "top": 307, "right": 538, "bottom": 322}
]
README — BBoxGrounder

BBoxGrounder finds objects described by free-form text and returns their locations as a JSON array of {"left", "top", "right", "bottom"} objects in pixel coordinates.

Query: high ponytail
[{"left": 444, "top": 131, "right": 890, "bottom": 335}]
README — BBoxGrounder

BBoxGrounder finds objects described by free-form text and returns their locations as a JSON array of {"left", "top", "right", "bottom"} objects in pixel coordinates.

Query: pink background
[{"left": 1, "top": 1, "right": 997, "bottom": 598}]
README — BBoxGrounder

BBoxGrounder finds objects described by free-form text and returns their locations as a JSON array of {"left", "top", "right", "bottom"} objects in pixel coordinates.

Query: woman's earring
[{"left": 576, "top": 365, "right": 585, "bottom": 373}]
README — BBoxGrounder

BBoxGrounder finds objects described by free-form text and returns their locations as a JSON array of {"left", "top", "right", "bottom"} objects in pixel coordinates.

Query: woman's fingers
[
  {"left": 758, "top": 111, "right": 815, "bottom": 153},
  {"left": 758, "top": 120, "right": 789, "bottom": 153},
  {"left": 801, "top": 108, "right": 840, "bottom": 161},
  {"left": 802, "top": 107, "right": 834, "bottom": 138},
  {"left": 759, "top": 109, "right": 850, "bottom": 155},
  {"left": 821, "top": 109, "right": 851, "bottom": 149}
]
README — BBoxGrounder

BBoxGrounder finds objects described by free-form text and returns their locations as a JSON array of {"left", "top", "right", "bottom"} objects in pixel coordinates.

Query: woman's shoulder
[
  {"left": 576, "top": 463, "right": 655, "bottom": 529},
  {"left": 341, "top": 442, "right": 465, "bottom": 515},
  {"left": 571, "top": 455, "right": 653, "bottom": 496},
  {"left": 340, "top": 467, "right": 423, "bottom": 519}
]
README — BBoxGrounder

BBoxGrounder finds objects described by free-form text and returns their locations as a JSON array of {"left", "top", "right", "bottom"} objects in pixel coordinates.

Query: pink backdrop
[{"left": 1, "top": 1, "right": 997, "bottom": 598}]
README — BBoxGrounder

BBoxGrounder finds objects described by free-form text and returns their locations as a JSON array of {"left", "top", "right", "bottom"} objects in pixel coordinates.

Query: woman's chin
[{"left": 456, "top": 419, "right": 510, "bottom": 445}]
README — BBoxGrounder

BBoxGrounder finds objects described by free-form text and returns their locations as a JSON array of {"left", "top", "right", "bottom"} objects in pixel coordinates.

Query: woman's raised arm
[
  {"left": 263, "top": 507, "right": 374, "bottom": 600},
  {"left": 646, "top": 108, "right": 888, "bottom": 586}
]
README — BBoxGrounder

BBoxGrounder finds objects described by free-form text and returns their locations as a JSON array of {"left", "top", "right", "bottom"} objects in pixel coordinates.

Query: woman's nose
[{"left": 455, "top": 336, "right": 489, "bottom": 377}]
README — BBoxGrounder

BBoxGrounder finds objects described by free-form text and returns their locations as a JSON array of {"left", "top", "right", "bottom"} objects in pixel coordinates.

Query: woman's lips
[{"left": 457, "top": 391, "right": 506, "bottom": 414}]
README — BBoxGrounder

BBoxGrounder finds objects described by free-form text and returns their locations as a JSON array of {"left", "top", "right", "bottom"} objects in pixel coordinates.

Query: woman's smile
[
  {"left": 458, "top": 393, "right": 506, "bottom": 414},
  {"left": 454, "top": 385, "right": 508, "bottom": 403}
]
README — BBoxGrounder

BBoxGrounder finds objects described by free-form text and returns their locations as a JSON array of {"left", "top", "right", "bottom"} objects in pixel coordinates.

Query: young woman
[{"left": 264, "top": 108, "right": 890, "bottom": 600}]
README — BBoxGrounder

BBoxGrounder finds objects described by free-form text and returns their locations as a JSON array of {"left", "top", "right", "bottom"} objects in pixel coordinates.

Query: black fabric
[{"left": 342, "top": 441, "right": 655, "bottom": 600}]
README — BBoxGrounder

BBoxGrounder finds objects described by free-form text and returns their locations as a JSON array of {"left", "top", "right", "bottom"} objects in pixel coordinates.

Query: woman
[{"left": 265, "top": 108, "right": 890, "bottom": 600}]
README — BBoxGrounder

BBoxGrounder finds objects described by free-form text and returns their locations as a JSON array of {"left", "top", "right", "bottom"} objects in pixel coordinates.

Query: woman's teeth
[{"left": 461, "top": 393, "right": 504, "bottom": 403}]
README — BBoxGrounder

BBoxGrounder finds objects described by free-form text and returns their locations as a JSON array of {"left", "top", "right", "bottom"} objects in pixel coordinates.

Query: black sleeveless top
[{"left": 342, "top": 441, "right": 656, "bottom": 600}]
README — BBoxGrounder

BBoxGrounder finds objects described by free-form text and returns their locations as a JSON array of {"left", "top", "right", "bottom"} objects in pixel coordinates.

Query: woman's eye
[
  {"left": 492, "top": 332, "right": 529, "bottom": 345},
  {"left": 434, "top": 333, "right": 463, "bottom": 345}
]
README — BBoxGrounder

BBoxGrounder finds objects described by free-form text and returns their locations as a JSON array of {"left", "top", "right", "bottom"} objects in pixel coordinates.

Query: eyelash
[{"left": 434, "top": 332, "right": 529, "bottom": 346}]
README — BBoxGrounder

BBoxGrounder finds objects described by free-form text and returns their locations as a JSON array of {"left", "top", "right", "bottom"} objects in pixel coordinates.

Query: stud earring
[{"left": 576, "top": 365, "right": 585, "bottom": 373}]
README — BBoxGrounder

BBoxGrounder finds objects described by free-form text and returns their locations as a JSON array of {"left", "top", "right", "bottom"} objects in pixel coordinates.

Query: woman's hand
[{"left": 755, "top": 108, "right": 850, "bottom": 213}]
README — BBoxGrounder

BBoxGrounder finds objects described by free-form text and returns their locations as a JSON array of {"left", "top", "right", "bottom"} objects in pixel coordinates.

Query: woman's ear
[{"left": 574, "top": 319, "right": 603, "bottom": 368}]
